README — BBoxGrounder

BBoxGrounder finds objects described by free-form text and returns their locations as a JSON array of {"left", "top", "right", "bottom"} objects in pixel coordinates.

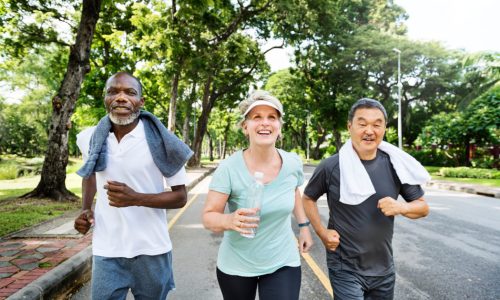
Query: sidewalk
[{"left": 0, "top": 166, "right": 215, "bottom": 300}]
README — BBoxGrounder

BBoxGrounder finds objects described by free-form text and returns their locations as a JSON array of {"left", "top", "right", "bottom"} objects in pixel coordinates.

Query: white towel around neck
[{"left": 338, "top": 139, "right": 430, "bottom": 205}]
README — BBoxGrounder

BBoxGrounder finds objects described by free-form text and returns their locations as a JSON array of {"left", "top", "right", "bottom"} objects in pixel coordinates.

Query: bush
[
  {"left": 439, "top": 167, "right": 500, "bottom": 179},
  {"left": 471, "top": 157, "right": 496, "bottom": 169},
  {"left": 407, "top": 148, "right": 462, "bottom": 167},
  {"left": 0, "top": 163, "right": 18, "bottom": 180},
  {"left": 0, "top": 155, "right": 44, "bottom": 179}
]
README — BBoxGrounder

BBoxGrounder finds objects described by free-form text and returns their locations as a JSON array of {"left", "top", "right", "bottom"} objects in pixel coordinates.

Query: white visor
[{"left": 243, "top": 100, "right": 284, "bottom": 117}]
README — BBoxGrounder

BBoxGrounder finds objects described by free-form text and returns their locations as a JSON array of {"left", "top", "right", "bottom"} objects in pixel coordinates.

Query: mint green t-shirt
[{"left": 209, "top": 149, "right": 304, "bottom": 276}]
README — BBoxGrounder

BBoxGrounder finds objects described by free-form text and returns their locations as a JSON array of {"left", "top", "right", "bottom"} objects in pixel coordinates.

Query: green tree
[
  {"left": 0, "top": 45, "right": 66, "bottom": 157},
  {"left": 418, "top": 84, "right": 499, "bottom": 165},
  {"left": 463, "top": 85, "right": 500, "bottom": 146},
  {"left": 0, "top": 0, "right": 104, "bottom": 200},
  {"left": 351, "top": 31, "right": 466, "bottom": 145},
  {"left": 282, "top": 0, "right": 409, "bottom": 153},
  {"left": 264, "top": 69, "right": 312, "bottom": 154}
]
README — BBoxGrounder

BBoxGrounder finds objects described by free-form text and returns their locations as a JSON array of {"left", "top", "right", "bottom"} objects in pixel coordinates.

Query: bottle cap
[{"left": 254, "top": 171, "right": 264, "bottom": 180}]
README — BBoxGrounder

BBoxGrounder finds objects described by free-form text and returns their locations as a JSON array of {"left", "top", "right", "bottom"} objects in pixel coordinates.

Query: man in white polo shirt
[{"left": 74, "top": 71, "right": 193, "bottom": 299}]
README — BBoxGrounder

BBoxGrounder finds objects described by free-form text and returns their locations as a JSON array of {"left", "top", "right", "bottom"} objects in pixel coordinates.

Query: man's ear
[{"left": 140, "top": 97, "right": 145, "bottom": 107}]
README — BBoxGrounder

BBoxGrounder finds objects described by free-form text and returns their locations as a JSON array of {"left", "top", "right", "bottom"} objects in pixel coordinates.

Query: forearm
[
  {"left": 133, "top": 185, "right": 188, "bottom": 209},
  {"left": 303, "top": 195, "right": 327, "bottom": 237},
  {"left": 81, "top": 174, "right": 96, "bottom": 210},
  {"left": 202, "top": 211, "right": 231, "bottom": 233},
  {"left": 402, "top": 198, "right": 429, "bottom": 219},
  {"left": 293, "top": 189, "right": 309, "bottom": 224}
]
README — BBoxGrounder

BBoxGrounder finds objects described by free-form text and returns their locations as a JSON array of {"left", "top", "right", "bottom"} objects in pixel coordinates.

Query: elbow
[
  {"left": 170, "top": 186, "right": 188, "bottom": 208},
  {"left": 419, "top": 198, "right": 430, "bottom": 218},
  {"left": 201, "top": 217, "right": 215, "bottom": 233},
  {"left": 422, "top": 203, "right": 430, "bottom": 217},
  {"left": 201, "top": 215, "right": 210, "bottom": 230},
  {"left": 175, "top": 194, "right": 188, "bottom": 209},
  {"left": 411, "top": 200, "right": 429, "bottom": 219}
]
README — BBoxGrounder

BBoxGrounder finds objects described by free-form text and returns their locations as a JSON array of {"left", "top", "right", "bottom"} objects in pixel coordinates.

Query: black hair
[{"left": 348, "top": 98, "right": 387, "bottom": 123}]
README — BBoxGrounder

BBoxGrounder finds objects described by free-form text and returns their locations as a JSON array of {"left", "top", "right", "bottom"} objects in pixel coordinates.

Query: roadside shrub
[
  {"left": 407, "top": 148, "right": 461, "bottom": 167},
  {"left": 471, "top": 157, "right": 496, "bottom": 169},
  {"left": 0, "top": 156, "right": 44, "bottom": 179},
  {"left": 439, "top": 167, "right": 500, "bottom": 179},
  {"left": 0, "top": 163, "right": 18, "bottom": 180}
]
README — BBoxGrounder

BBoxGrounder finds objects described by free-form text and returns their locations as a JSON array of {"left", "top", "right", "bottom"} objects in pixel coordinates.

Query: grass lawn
[
  {"left": 425, "top": 166, "right": 500, "bottom": 187},
  {"left": 0, "top": 198, "right": 80, "bottom": 237},
  {"left": 0, "top": 159, "right": 83, "bottom": 237},
  {"left": 0, "top": 173, "right": 82, "bottom": 237},
  {"left": 430, "top": 176, "right": 500, "bottom": 187}
]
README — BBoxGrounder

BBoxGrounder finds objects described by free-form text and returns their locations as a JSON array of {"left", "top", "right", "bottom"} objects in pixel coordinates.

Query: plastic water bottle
[{"left": 241, "top": 171, "right": 264, "bottom": 239}]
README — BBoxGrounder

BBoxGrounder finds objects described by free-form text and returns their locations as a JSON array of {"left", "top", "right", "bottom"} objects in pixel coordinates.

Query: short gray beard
[{"left": 109, "top": 110, "right": 140, "bottom": 125}]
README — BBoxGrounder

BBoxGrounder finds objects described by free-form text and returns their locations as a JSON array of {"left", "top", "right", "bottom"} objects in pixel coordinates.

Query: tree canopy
[{"left": 0, "top": 0, "right": 498, "bottom": 200}]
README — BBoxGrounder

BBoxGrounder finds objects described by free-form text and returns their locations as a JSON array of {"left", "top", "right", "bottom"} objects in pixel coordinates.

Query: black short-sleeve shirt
[{"left": 304, "top": 150, "right": 424, "bottom": 276}]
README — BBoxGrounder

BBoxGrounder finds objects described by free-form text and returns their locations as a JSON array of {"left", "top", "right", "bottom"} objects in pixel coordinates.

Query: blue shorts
[
  {"left": 328, "top": 268, "right": 395, "bottom": 300},
  {"left": 92, "top": 251, "right": 175, "bottom": 300}
]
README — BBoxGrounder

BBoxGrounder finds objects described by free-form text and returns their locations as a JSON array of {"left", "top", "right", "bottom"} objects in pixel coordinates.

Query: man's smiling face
[
  {"left": 348, "top": 108, "right": 386, "bottom": 160},
  {"left": 104, "top": 73, "right": 144, "bottom": 126}
]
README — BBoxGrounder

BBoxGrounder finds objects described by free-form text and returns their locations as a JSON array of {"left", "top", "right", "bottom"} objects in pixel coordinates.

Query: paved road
[
  {"left": 72, "top": 165, "right": 500, "bottom": 299},
  {"left": 393, "top": 188, "right": 500, "bottom": 299}
]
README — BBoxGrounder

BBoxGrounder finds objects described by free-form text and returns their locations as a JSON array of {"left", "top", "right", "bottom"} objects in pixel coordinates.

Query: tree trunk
[
  {"left": 182, "top": 83, "right": 197, "bottom": 145},
  {"left": 312, "top": 126, "right": 326, "bottom": 160},
  {"left": 222, "top": 120, "right": 231, "bottom": 159},
  {"left": 464, "top": 139, "right": 471, "bottom": 166},
  {"left": 312, "top": 134, "right": 326, "bottom": 160},
  {"left": 188, "top": 76, "right": 213, "bottom": 167},
  {"left": 182, "top": 104, "right": 192, "bottom": 145},
  {"left": 333, "top": 129, "right": 342, "bottom": 153},
  {"left": 207, "top": 131, "right": 214, "bottom": 161},
  {"left": 167, "top": 71, "right": 180, "bottom": 132},
  {"left": 22, "top": 0, "right": 102, "bottom": 201}
]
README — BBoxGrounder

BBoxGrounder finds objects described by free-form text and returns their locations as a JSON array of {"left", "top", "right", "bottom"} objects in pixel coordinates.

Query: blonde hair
[{"left": 238, "top": 90, "right": 284, "bottom": 128}]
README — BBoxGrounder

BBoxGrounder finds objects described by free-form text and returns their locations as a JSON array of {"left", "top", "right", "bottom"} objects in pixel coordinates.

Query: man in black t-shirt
[{"left": 303, "top": 98, "right": 429, "bottom": 300}]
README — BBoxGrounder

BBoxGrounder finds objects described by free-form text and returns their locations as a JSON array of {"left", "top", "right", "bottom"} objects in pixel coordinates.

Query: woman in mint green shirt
[{"left": 202, "top": 90, "right": 313, "bottom": 300}]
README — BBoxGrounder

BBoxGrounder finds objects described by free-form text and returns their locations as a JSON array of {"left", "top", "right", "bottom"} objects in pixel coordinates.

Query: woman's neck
[
  {"left": 245, "top": 145, "right": 277, "bottom": 163},
  {"left": 243, "top": 146, "right": 282, "bottom": 183}
]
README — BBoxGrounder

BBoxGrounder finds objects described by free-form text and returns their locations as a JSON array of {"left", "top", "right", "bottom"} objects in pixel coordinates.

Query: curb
[
  {"left": 7, "top": 167, "right": 216, "bottom": 300},
  {"left": 185, "top": 167, "right": 216, "bottom": 191},
  {"left": 8, "top": 247, "right": 92, "bottom": 300},
  {"left": 426, "top": 180, "right": 500, "bottom": 199}
]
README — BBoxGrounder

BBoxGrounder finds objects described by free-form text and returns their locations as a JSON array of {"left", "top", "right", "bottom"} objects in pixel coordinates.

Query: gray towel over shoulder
[{"left": 77, "top": 111, "right": 193, "bottom": 179}]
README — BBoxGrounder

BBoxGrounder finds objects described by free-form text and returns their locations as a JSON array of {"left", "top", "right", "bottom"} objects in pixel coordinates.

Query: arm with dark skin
[
  {"left": 105, "top": 180, "right": 188, "bottom": 209},
  {"left": 73, "top": 176, "right": 187, "bottom": 235},
  {"left": 74, "top": 174, "right": 97, "bottom": 234}
]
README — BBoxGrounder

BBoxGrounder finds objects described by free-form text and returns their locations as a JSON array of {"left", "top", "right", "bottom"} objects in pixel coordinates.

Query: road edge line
[
  {"left": 301, "top": 251, "right": 333, "bottom": 297},
  {"left": 168, "top": 193, "right": 199, "bottom": 230}
]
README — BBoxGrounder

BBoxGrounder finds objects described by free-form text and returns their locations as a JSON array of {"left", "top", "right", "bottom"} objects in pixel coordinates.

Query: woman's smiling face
[{"left": 243, "top": 105, "right": 282, "bottom": 147}]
